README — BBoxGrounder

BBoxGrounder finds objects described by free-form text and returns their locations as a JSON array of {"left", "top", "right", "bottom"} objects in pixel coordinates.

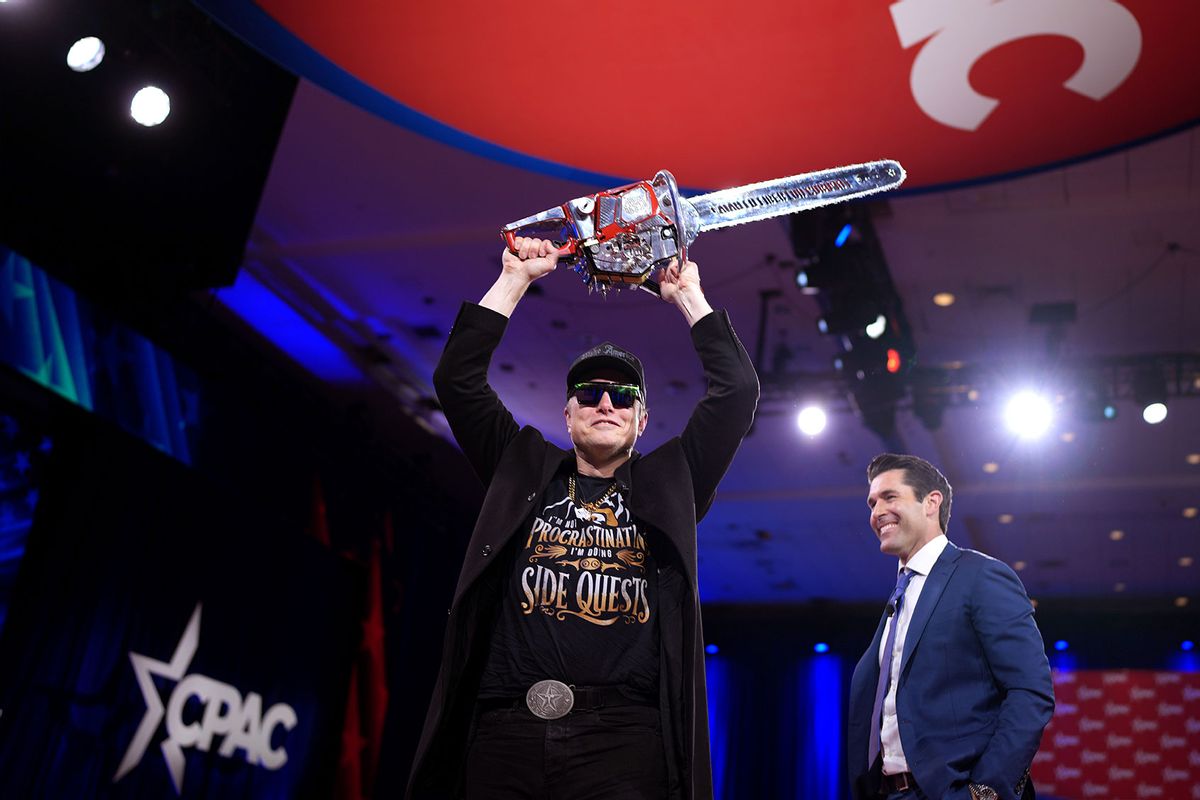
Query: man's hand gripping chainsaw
[{"left": 501, "top": 160, "right": 906, "bottom": 295}]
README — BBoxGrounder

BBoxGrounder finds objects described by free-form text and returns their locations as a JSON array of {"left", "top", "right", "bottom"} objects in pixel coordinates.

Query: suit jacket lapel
[{"left": 899, "top": 541, "right": 962, "bottom": 677}]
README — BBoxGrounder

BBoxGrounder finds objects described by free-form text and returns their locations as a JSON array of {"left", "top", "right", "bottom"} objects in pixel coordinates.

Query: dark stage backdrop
[{"left": 0, "top": 423, "right": 362, "bottom": 799}]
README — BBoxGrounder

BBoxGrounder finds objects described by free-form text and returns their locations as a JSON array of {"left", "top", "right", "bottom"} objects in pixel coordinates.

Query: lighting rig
[{"left": 753, "top": 207, "right": 1199, "bottom": 445}]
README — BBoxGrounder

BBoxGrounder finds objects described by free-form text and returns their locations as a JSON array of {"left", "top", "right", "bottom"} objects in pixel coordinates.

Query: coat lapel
[{"left": 899, "top": 541, "right": 961, "bottom": 677}]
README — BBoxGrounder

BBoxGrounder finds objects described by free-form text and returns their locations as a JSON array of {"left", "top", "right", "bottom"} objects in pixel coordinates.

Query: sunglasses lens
[
  {"left": 573, "top": 386, "right": 604, "bottom": 406},
  {"left": 607, "top": 388, "right": 636, "bottom": 408},
  {"left": 571, "top": 384, "right": 639, "bottom": 408}
]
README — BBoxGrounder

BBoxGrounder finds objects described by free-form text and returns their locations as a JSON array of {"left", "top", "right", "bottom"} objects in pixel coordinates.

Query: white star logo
[{"left": 113, "top": 604, "right": 202, "bottom": 793}]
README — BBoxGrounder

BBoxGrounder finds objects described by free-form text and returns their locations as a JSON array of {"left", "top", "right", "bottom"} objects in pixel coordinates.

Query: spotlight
[
  {"left": 932, "top": 292, "right": 955, "bottom": 307},
  {"left": 865, "top": 314, "right": 887, "bottom": 340},
  {"left": 1134, "top": 369, "right": 1168, "bottom": 425},
  {"left": 1054, "top": 640, "right": 1069, "bottom": 651},
  {"left": 130, "top": 86, "right": 171, "bottom": 126},
  {"left": 813, "top": 642, "right": 830, "bottom": 654},
  {"left": 1004, "top": 391, "right": 1053, "bottom": 439},
  {"left": 885, "top": 348, "right": 902, "bottom": 374},
  {"left": 1183, "top": 640, "right": 1195, "bottom": 652},
  {"left": 796, "top": 405, "right": 827, "bottom": 436},
  {"left": 834, "top": 224, "right": 853, "bottom": 248},
  {"left": 705, "top": 643, "right": 719, "bottom": 655},
  {"left": 67, "top": 37, "right": 105, "bottom": 72},
  {"left": 1142, "top": 402, "right": 1167, "bottom": 425}
]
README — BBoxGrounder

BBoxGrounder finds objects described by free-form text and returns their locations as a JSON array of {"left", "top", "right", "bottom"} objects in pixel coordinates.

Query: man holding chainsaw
[{"left": 406, "top": 236, "right": 758, "bottom": 799}]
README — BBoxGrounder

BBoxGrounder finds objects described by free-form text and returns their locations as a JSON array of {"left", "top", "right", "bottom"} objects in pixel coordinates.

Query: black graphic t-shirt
[{"left": 478, "top": 472, "right": 661, "bottom": 697}]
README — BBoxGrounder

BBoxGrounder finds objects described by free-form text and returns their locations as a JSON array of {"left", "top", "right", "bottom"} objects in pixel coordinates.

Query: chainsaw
[{"left": 501, "top": 160, "right": 906, "bottom": 295}]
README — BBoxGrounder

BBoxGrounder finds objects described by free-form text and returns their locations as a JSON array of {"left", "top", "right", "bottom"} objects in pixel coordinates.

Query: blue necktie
[{"left": 867, "top": 568, "right": 915, "bottom": 770}]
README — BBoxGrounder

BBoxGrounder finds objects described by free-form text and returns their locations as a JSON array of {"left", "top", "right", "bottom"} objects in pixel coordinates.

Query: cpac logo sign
[
  {"left": 114, "top": 605, "right": 298, "bottom": 793},
  {"left": 890, "top": 0, "right": 1141, "bottom": 130}
]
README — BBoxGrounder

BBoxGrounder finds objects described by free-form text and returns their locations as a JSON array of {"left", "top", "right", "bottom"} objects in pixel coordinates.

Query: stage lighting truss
[{"left": 756, "top": 352, "right": 1200, "bottom": 425}]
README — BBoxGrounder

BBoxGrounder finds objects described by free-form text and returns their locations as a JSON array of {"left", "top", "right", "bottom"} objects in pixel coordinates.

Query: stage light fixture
[
  {"left": 1004, "top": 391, "right": 1053, "bottom": 439},
  {"left": 1076, "top": 381, "right": 1119, "bottom": 423},
  {"left": 1184, "top": 640, "right": 1195, "bottom": 652},
  {"left": 130, "top": 86, "right": 170, "bottom": 126},
  {"left": 816, "top": 301, "right": 881, "bottom": 336},
  {"left": 834, "top": 224, "right": 852, "bottom": 248},
  {"left": 932, "top": 292, "right": 955, "bottom": 307},
  {"left": 1134, "top": 369, "right": 1168, "bottom": 425},
  {"left": 813, "top": 642, "right": 830, "bottom": 654},
  {"left": 705, "top": 643, "right": 719, "bottom": 655},
  {"left": 67, "top": 37, "right": 105, "bottom": 72},
  {"left": 1054, "top": 640, "right": 1069, "bottom": 651},
  {"left": 796, "top": 405, "right": 827, "bottom": 436},
  {"left": 865, "top": 314, "right": 887, "bottom": 340},
  {"left": 885, "top": 348, "right": 901, "bottom": 374}
]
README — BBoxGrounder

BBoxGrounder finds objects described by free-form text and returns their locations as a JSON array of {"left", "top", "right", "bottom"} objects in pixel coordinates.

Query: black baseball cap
[{"left": 567, "top": 342, "right": 646, "bottom": 402}]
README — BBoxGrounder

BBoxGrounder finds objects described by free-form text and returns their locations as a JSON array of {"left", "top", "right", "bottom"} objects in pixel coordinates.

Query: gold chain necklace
[{"left": 568, "top": 474, "right": 619, "bottom": 511}]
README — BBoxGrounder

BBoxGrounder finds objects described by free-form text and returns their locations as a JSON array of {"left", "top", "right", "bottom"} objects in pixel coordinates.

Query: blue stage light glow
[
  {"left": 1054, "top": 640, "right": 1069, "bottom": 651},
  {"left": 813, "top": 642, "right": 829, "bottom": 654},
  {"left": 1183, "top": 640, "right": 1195, "bottom": 652},
  {"left": 705, "top": 643, "right": 719, "bottom": 655},
  {"left": 802, "top": 653, "right": 842, "bottom": 798},
  {"left": 834, "top": 223, "right": 852, "bottom": 248},
  {"left": 217, "top": 272, "right": 363, "bottom": 382},
  {"left": 705, "top": 654, "right": 729, "bottom": 797}
]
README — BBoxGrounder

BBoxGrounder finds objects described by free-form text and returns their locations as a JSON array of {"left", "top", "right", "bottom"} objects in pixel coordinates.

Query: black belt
[
  {"left": 880, "top": 771, "right": 916, "bottom": 794},
  {"left": 477, "top": 685, "right": 658, "bottom": 714}
]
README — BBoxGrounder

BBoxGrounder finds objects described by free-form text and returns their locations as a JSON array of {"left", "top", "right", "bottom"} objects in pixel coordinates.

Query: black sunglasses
[{"left": 569, "top": 382, "right": 642, "bottom": 409}]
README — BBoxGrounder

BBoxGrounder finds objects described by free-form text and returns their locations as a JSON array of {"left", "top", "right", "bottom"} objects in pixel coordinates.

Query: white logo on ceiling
[{"left": 891, "top": 0, "right": 1142, "bottom": 130}]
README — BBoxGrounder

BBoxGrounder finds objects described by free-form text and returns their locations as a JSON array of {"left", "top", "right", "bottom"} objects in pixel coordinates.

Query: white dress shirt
[{"left": 878, "top": 534, "right": 949, "bottom": 775}]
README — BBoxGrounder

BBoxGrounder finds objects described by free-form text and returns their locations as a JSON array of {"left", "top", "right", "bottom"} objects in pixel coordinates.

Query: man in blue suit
[{"left": 848, "top": 454, "right": 1054, "bottom": 800}]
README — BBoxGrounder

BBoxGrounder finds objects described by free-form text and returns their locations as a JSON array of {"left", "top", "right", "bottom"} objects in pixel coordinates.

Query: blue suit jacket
[{"left": 847, "top": 541, "right": 1054, "bottom": 800}]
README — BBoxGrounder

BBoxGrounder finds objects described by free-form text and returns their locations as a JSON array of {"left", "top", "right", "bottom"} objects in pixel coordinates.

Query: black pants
[{"left": 464, "top": 704, "right": 668, "bottom": 799}]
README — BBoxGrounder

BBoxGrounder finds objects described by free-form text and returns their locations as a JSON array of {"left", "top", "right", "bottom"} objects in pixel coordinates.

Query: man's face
[
  {"left": 564, "top": 375, "right": 647, "bottom": 461},
  {"left": 867, "top": 469, "right": 943, "bottom": 564}
]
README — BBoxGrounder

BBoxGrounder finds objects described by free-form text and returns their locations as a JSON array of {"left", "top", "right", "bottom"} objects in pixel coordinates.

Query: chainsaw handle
[{"left": 502, "top": 229, "right": 579, "bottom": 262}]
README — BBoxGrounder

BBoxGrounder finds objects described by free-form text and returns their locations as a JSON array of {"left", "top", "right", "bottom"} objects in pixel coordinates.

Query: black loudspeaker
[{"left": 0, "top": 0, "right": 297, "bottom": 303}]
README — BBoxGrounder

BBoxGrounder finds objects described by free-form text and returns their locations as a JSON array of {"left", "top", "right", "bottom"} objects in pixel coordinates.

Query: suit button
[
  {"left": 527, "top": 492, "right": 536, "bottom": 501},
  {"left": 481, "top": 544, "right": 492, "bottom": 556}
]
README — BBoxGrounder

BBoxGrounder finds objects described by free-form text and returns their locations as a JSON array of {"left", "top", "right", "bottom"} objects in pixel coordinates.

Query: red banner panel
[
  {"left": 232, "top": 0, "right": 1200, "bottom": 189},
  {"left": 1034, "top": 670, "right": 1200, "bottom": 799}
]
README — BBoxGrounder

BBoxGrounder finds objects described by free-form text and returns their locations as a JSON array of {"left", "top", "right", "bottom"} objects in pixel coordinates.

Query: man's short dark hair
[{"left": 867, "top": 453, "right": 953, "bottom": 533}]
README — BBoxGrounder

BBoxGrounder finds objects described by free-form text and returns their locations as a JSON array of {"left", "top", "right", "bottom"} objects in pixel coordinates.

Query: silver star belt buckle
[{"left": 525, "top": 679, "right": 574, "bottom": 720}]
